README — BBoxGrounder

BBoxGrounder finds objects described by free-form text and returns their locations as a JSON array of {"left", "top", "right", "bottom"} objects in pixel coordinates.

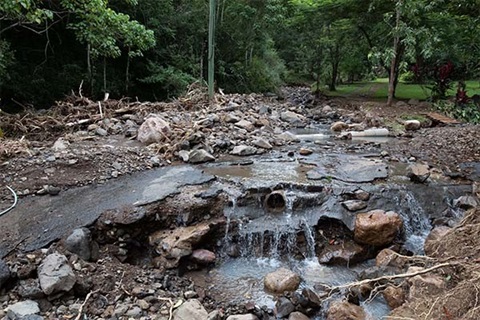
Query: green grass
[{"left": 323, "top": 78, "right": 480, "bottom": 101}]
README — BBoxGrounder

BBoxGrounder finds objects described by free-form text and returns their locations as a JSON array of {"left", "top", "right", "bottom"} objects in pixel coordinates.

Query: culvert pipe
[{"left": 264, "top": 190, "right": 287, "bottom": 213}]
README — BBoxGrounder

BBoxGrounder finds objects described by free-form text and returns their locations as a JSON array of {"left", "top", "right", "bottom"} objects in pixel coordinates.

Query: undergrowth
[{"left": 434, "top": 101, "right": 480, "bottom": 124}]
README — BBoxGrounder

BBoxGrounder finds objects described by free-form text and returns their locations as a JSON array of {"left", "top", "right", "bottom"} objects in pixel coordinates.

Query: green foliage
[
  {"left": 139, "top": 63, "right": 196, "bottom": 98},
  {"left": 399, "top": 71, "right": 415, "bottom": 83},
  {"left": 435, "top": 100, "right": 480, "bottom": 124},
  {"left": 0, "top": 41, "right": 14, "bottom": 87}
]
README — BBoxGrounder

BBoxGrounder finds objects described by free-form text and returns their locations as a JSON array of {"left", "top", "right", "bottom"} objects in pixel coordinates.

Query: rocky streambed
[{"left": 1, "top": 87, "right": 480, "bottom": 319}]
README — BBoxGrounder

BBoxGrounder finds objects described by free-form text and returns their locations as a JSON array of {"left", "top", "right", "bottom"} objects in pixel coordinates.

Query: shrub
[{"left": 435, "top": 100, "right": 480, "bottom": 124}]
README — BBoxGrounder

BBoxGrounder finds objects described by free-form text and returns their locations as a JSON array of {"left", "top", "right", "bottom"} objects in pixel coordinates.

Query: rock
[
  {"left": 184, "top": 290, "right": 198, "bottom": 299},
  {"left": 18, "top": 279, "right": 44, "bottom": 299},
  {"left": 235, "top": 120, "right": 255, "bottom": 131},
  {"left": 0, "top": 258, "right": 11, "bottom": 290},
  {"left": 188, "top": 149, "right": 215, "bottom": 164},
  {"left": 126, "top": 306, "right": 143, "bottom": 318},
  {"left": 52, "top": 138, "right": 69, "bottom": 151},
  {"left": 330, "top": 121, "right": 348, "bottom": 132},
  {"left": 137, "top": 115, "right": 171, "bottom": 145},
  {"left": 289, "top": 311, "right": 310, "bottom": 320},
  {"left": 275, "top": 297, "right": 295, "bottom": 318},
  {"left": 281, "top": 111, "right": 305, "bottom": 124},
  {"left": 207, "top": 310, "right": 222, "bottom": 320},
  {"left": 149, "top": 223, "right": 210, "bottom": 268},
  {"left": 354, "top": 210, "right": 403, "bottom": 246},
  {"left": 375, "top": 249, "right": 408, "bottom": 268},
  {"left": 318, "top": 242, "right": 369, "bottom": 265},
  {"left": 224, "top": 113, "right": 240, "bottom": 123},
  {"left": 38, "top": 253, "right": 76, "bottom": 295},
  {"left": 173, "top": 299, "right": 208, "bottom": 320},
  {"left": 406, "top": 163, "right": 430, "bottom": 183},
  {"left": 65, "top": 228, "right": 92, "bottom": 261},
  {"left": 95, "top": 127, "right": 108, "bottom": 136},
  {"left": 178, "top": 150, "right": 190, "bottom": 162},
  {"left": 278, "top": 131, "right": 299, "bottom": 142},
  {"left": 404, "top": 120, "right": 421, "bottom": 131},
  {"left": 453, "top": 195, "right": 479, "bottom": 210},
  {"left": 354, "top": 189, "right": 370, "bottom": 201},
  {"left": 252, "top": 138, "right": 273, "bottom": 149},
  {"left": 299, "top": 148, "right": 313, "bottom": 156},
  {"left": 191, "top": 249, "right": 216, "bottom": 265},
  {"left": 424, "top": 226, "right": 451, "bottom": 256},
  {"left": 302, "top": 288, "right": 321, "bottom": 308},
  {"left": 327, "top": 301, "right": 366, "bottom": 320},
  {"left": 342, "top": 200, "right": 367, "bottom": 212},
  {"left": 6, "top": 300, "right": 40, "bottom": 318},
  {"left": 226, "top": 315, "right": 258, "bottom": 320},
  {"left": 230, "top": 145, "right": 257, "bottom": 156},
  {"left": 264, "top": 268, "right": 301, "bottom": 294},
  {"left": 383, "top": 285, "right": 405, "bottom": 309},
  {"left": 322, "top": 105, "right": 333, "bottom": 113}
]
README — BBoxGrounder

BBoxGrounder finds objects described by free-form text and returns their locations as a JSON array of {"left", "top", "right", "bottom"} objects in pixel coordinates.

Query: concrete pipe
[{"left": 264, "top": 190, "right": 287, "bottom": 213}]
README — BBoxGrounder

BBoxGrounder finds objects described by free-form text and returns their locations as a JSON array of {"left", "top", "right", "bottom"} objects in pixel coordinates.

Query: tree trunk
[
  {"left": 125, "top": 48, "right": 130, "bottom": 94},
  {"left": 387, "top": 0, "right": 402, "bottom": 107},
  {"left": 87, "top": 44, "right": 93, "bottom": 94},
  {"left": 103, "top": 57, "right": 107, "bottom": 95}
]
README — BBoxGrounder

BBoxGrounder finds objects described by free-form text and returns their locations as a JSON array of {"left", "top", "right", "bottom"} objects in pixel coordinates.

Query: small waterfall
[
  {"left": 301, "top": 220, "right": 316, "bottom": 258},
  {"left": 396, "top": 189, "right": 431, "bottom": 254}
]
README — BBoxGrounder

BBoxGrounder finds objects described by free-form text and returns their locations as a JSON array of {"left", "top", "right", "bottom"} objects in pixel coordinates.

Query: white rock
[
  {"left": 38, "top": 253, "right": 76, "bottom": 295},
  {"left": 230, "top": 145, "right": 257, "bottom": 156},
  {"left": 173, "top": 299, "right": 208, "bottom": 320},
  {"left": 6, "top": 300, "right": 40, "bottom": 317},
  {"left": 404, "top": 120, "right": 421, "bottom": 131},
  {"left": 137, "top": 115, "right": 171, "bottom": 145}
]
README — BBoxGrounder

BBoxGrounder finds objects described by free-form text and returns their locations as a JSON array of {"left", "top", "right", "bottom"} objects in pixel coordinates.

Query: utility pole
[{"left": 208, "top": 0, "right": 216, "bottom": 100}]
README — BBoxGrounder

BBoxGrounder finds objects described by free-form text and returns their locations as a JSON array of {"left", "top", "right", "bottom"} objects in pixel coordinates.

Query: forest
[{"left": 0, "top": 0, "right": 479, "bottom": 110}]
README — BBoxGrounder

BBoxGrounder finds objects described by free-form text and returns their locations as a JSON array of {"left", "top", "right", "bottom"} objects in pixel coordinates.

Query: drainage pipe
[
  {"left": 264, "top": 190, "right": 287, "bottom": 213},
  {"left": 349, "top": 128, "right": 390, "bottom": 137}
]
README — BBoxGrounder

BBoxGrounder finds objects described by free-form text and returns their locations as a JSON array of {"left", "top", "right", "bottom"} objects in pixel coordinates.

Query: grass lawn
[{"left": 324, "top": 78, "right": 480, "bottom": 100}]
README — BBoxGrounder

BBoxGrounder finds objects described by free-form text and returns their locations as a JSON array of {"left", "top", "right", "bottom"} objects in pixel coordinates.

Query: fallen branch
[
  {"left": 74, "top": 289, "right": 99, "bottom": 320},
  {"left": 325, "top": 262, "right": 455, "bottom": 291},
  {"left": 0, "top": 186, "right": 18, "bottom": 217}
]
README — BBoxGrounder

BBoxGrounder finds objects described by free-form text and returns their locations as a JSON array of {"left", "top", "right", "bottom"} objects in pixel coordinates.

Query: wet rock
[
  {"left": 301, "top": 288, "right": 321, "bottom": 308},
  {"left": 278, "top": 131, "right": 299, "bottom": 142},
  {"left": 235, "top": 120, "right": 254, "bottom": 131},
  {"left": 453, "top": 195, "right": 479, "bottom": 210},
  {"left": 0, "top": 258, "right": 11, "bottom": 289},
  {"left": 191, "top": 249, "right": 216, "bottom": 265},
  {"left": 38, "top": 253, "right": 76, "bottom": 295},
  {"left": 230, "top": 145, "right": 257, "bottom": 156},
  {"left": 137, "top": 115, "right": 171, "bottom": 145},
  {"left": 275, "top": 297, "right": 295, "bottom": 318},
  {"left": 188, "top": 149, "right": 215, "bottom": 164},
  {"left": 383, "top": 285, "right": 405, "bottom": 309},
  {"left": 264, "top": 268, "right": 301, "bottom": 294},
  {"left": 318, "top": 242, "right": 369, "bottom": 265},
  {"left": 327, "top": 301, "right": 366, "bottom": 320},
  {"left": 226, "top": 315, "right": 259, "bottom": 320},
  {"left": 354, "top": 190, "right": 370, "bottom": 201},
  {"left": 173, "top": 299, "right": 208, "bottom": 320},
  {"left": 18, "top": 279, "right": 45, "bottom": 299},
  {"left": 375, "top": 249, "right": 408, "bottom": 268},
  {"left": 281, "top": 111, "right": 305, "bottom": 124},
  {"left": 65, "top": 228, "right": 92, "bottom": 261},
  {"left": 342, "top": 200, "right": 367, "bottom": 212},
  {"left": 289, "top": 311, "right": 310, "bottom": 320},
  {"left": 424, "top": 226, "right": 451, "bottom": 256},
  {"left": 6, "top": 300, "right": 40, "bottom": 318},
  {"left": 252, "top": 138, "right": 272, "bottom": 150},
  {"left": 406, "top": 163, "right": 430, "bottom": 183},
  {"left": 149, "top": 223, "right": 210, "bottom": 268},
  {"left": 330, "top": 121, "right": 348, "bottom": 132},
  {"left": 299, "top": 148, "right": 313, "bottom": 156},
  {"left": 404, "top": 120, "right": 421, "bottom": 131},
  {"left": 354, "top": 210, "right": 403, "bottom": 246}
]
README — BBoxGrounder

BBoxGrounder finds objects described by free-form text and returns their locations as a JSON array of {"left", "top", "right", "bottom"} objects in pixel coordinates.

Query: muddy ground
[{"left": 0, "top": 87, "right": 479, "bottom": 319}]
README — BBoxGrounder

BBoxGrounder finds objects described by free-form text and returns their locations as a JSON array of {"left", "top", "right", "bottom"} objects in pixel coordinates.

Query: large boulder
[
  {"left": 38, "top": 253, "right": 76, "bottom": 295},
  {"left": 407, "top": 267, "right": 446, "bottom": 300},
  {"left": 137, "top": 115, "right": 171, "bottom": 145},
  {"left": 264, "top": 268, "right": 301, "bottom": 294},
  {"left": 383, "top": 285, "right": 406, "bottom": 309},
  {"left": 173, "top": 299, "right": 208, "bottom": 320},
  {"left": 288, "top": 311, "right": 310, "bottom": 320},
  {"left": 275, "top": 297, "right": 295, "bottom": 318},
  {"left": 188, "top": 149, "right": 215, "bottom": 164},
  {"left": 354, "top": 210, "right": 403, "bottom": 246},
  {"left": 326, "top": 301, "right": 366, "bottom": 320}
]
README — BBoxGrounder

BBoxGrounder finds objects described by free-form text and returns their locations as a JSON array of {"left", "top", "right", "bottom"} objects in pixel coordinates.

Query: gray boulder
[
  {"left": 173, "top": 299, "right": 208, "bottom": 320},
  {"left": 188, "top": 149, "right": 215, "bottom": 164},
  {"left": 38, "top": 253, "right": 76, "bottom": 295},
  {"left": 230, "top": 145, "right": 257, "bottom": 156},
  {"left": 6, "top": 300, "right": 40, "bottom": 318}
]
